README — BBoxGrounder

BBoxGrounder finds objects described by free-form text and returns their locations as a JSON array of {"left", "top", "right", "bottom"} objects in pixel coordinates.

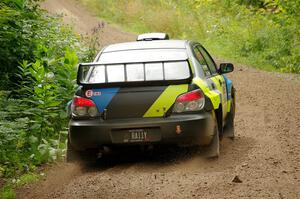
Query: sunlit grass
[{"left": 78, "top": 0, "right": 299, "bottom": 74}]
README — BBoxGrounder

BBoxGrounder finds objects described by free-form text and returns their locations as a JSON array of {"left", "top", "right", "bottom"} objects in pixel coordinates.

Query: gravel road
[{"left": 17, "top": 0, "right": 300, "bottom": 198}]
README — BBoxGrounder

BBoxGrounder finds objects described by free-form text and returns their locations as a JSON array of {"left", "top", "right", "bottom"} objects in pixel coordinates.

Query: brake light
[
  {"left": 173, "top": 89, "right": 205, "bottom": 113},
  {"left": 73, "top": 96, "right": 95, "bottom": 107},
  {"left": 72, "top": 96, "right": 99, "bottom": 117}
]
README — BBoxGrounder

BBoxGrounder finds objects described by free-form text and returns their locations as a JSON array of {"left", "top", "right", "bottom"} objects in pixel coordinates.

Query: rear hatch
[
  {"left": 77, "top": 49, "right": 192, "bottom": 120},
  {"left": 84, "top": 85, "right": 188, "bottom": 119}
]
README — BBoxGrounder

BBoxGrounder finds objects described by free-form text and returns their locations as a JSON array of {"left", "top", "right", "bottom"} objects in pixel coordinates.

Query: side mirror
[{"left": 219, "top": 63, "right": 234, "bottom": 74}]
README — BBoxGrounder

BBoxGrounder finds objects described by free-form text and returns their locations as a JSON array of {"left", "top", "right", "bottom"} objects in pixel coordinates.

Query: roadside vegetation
[
  {"left": 79, "top": 0, "right": 299, "bottom": 73},
  {"left": 0, "top": 0, "right": 97, "bottom": 198}
]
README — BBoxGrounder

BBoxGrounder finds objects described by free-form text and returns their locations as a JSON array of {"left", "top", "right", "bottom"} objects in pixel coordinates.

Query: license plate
[{"left": 111, "top": 128, "right": 161, "bottom": 143}]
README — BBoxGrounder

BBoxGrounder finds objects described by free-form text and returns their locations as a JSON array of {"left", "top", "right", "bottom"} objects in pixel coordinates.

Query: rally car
[{"left": 67, "top": 33, "right": 235, "bottom": 161}]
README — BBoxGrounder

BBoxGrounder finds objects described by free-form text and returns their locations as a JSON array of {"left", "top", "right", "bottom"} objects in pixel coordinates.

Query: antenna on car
[{"left": 137, "top": 33, "right": 169, "bottom": 41}]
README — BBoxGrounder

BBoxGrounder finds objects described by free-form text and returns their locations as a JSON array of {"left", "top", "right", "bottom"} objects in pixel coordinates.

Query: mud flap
[
  {"left": 66, "top": 139, "right": 81, "bottom": 162},
  {"left": 66, "top": 138, "right": 97, "bottom": 163},
  {"left": 203, "top": 120, "right": 220, "bottom": 158},
  {"left": 223, "top": 100, "right": 235, "bottom": 140}
]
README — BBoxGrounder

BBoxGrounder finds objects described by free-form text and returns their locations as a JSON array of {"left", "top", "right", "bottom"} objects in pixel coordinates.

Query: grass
[{"left": 78, "top": 0, "right": 299, "bottom": 74}]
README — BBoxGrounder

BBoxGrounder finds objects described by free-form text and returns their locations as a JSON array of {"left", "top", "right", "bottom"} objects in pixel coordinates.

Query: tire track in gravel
[{"left": 17, "top": 0, "right": 300, "bottom": 198}]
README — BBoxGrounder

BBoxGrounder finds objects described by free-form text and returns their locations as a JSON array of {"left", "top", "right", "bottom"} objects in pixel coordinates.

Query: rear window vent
[{"left": 77, "top": 61, "right": 191, "bottom": 85}]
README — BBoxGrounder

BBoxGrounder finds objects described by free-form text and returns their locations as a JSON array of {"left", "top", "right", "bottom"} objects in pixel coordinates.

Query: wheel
[
  {"left": 66, "top": 138, "right": 97, "bottom": 163},
  {"left": 224, "top": 99, "right": 235, "bottom": 140}
]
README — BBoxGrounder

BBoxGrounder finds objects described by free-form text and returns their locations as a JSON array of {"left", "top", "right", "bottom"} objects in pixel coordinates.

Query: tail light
[
  {"left": 72, "top": 96, "right": 99, "bottom": 117},
  {"left": 173, "top": 89, "right": 205, "bottom": 113}
]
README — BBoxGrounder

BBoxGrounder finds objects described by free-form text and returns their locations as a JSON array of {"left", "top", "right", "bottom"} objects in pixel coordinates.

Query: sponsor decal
[
  {"left": 94, "top": 91, "right": 101, "bottom": 96},
  {"left": 85, "top": 90, "right": 93, "bottom": 98}
]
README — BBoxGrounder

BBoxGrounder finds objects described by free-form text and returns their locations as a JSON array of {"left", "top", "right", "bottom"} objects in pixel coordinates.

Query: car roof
[{"left": 102, "top": 40, "right": 188, "bottom": 53}]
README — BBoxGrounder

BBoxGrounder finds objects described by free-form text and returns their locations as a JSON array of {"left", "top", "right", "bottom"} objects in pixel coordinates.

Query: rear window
[
  {"left": 78, "top": 61, "right": 191, "bottom": 84},
  {"left": 98, "top": 49, "right": 188, "bottom": 64}
]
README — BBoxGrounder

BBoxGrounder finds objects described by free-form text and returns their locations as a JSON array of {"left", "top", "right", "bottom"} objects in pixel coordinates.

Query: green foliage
[
  {"left": 0, "top": 0, "right": 98, "bottom": 180},
  {"left": 0, "top": 185, "right": 15, "bottom": 199},
  {"left": 0, "top": 0, "right": 41, "bottom": 89},
  {"left": 79, "top": 0, "right": 299, "bottom": 73},
  {"left": 0, "top": 173, "right": 39, "bottom": 199},
  {"left": 0, "top": 46, "right": 78, "bottom": 177},
  {"left": 0, "top": 0, "right": 94, "bottom": 90}
]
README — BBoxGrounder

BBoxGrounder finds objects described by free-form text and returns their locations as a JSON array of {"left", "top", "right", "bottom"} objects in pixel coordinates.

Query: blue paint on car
[
  {"left": 223, "top": 75, "right": 232, "bottom": 100},
  {"left": 90, "top": 88, "right": 120, "bottom": 113}
]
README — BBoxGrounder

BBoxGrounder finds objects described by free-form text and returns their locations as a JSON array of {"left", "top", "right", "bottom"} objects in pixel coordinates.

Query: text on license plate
[{"left": 129, "top": 129, "right": 147, "bottom": 140}]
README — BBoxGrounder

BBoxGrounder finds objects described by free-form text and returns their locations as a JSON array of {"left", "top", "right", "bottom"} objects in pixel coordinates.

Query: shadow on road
[{"left": 80, "top": 135, "right": 256, "bottom": 173}]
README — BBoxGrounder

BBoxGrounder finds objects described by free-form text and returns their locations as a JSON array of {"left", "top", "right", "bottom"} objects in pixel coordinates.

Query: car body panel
[
  {"left": 210, "top": 75, "right": 227, "bottom": 119},
  {"left": 102, "top": 40, "right": 187, "bottom": 52},
  {"left": 102, "top": 86, "right": 165, "bottom": 119},
  {"left": 192, "top": 77, "right": 221, "bottom": 109},
  {"left": 69, "top": 113, "right": 215, "bottom": 150},
  {"left": 89, "top": 88, "right": 120, "bottom": 113},
  {"left": 223, "top": 75, "right": 233, "bottom": 112},
  {"left": 143, "top": 84, "right": 188, "bottom": 117}
]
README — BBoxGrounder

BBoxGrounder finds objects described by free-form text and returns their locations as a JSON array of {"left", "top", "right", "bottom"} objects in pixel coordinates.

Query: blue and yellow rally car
[{"left": 67, "top": 33, "right": 235, "bottom": 161}]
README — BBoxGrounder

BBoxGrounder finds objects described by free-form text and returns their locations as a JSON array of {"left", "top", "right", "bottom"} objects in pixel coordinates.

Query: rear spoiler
[{"left": 77, "top": 60, "right": 193, "bottom": 88}]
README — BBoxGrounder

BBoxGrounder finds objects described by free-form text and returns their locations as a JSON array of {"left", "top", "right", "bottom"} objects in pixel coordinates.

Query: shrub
[
  {"left": 0, "top": 0, "right": 98, "bottom": 178},
  {"left": 0, "top": 0, "right": 96, "bottom": 90},
  {"left": 0, "top": 46, "right": 78, "bottom": 177}
]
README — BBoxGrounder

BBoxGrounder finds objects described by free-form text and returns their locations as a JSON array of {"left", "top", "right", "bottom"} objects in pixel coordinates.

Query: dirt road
[
  {"left": 40, "top": 0, "right": 135, "bottom": 46},
  {"left": 17, "top": 0, "right": 300, "bottom": 198}
]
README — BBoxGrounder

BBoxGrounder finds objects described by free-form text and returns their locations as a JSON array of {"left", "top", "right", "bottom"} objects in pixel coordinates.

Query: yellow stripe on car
[
  {"left": 227, "top": 99, "right": 231, "bottom": 112},
  {"left": 210, "top": 77, "right": 222, "bottom": 91},
  {"left": 143, "top": 84, "right": 188, "bottom": 117},
  {"left": 192, "top": 77, "right": 220, "bottom": 109}
]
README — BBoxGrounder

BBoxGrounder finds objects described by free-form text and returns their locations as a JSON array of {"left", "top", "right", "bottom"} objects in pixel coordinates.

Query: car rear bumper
[{"left": 69, "top": 112, "right": 215, "bottom": 151}]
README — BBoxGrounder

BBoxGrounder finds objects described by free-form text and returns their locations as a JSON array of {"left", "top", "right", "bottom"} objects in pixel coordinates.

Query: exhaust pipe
[{"left": 97, "top": 146, "right": 111, "bottom": 158}]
